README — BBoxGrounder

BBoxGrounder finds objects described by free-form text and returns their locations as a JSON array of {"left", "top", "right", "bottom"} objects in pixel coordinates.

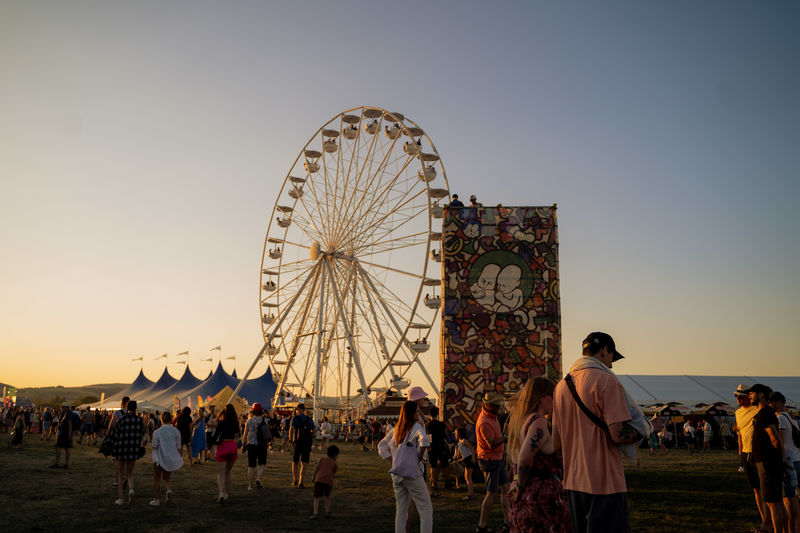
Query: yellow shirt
[{"left": 735, "top": 405, "right": 758, "bottom": 453}]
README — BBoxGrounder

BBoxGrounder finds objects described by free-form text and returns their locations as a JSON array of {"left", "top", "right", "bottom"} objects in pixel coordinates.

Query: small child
[
  {"left": 452, "top": 428, "right": 476, "bottom": 500},
  {"left": 311, "top": 444, "right": 339, "bottom": 519}
]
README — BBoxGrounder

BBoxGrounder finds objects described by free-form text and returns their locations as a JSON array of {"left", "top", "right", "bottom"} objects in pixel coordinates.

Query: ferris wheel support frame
[
  {"left": 228, "top": 261, "right": 320, "bottom": 407},
  {"left": 326, "top": 258, "right": 371, "bottom": 409},
  {"left": 313, "top": 260, "right": 327, "bottom": 423},
  {"left": 356, "top": 262, "right": 439, "bottom": 396}
]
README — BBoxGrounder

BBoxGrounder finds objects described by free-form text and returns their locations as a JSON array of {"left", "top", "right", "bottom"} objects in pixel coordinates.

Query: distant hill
[{"left": 11, "top": 383, "right": 127, "bottom": 405}]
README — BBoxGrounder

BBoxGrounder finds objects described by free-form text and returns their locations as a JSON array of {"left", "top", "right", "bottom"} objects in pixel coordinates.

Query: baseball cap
[
  {"left": 582, "top": 332, "right": 624, "bottom": 361},
  {"left": 483, "top": 392, "right": 504, "bottom": 405},
  {"left": 469, "top": 194, "right": 477, "bottom": 201},
  {"left": 733, "top": 384, "right": 750, "bottom": 397},
  {"left": 742, "top": 384, "right": 772, "bottom": 395},
  {"left": 769, "top": 391, "right": 786, "bottom": 403},
  {"left": 407, "top": 387, "right": 428, "bottom": 402}
]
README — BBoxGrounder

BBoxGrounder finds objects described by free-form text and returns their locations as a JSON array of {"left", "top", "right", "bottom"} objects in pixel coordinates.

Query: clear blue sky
[{"left": 1, "top": 1, "right": 798, "bottom": 388}]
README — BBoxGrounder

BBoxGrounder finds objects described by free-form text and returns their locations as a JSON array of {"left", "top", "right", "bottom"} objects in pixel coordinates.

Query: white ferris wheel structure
[{"left": 232, "top": 106, "right": 450, "bottom": 416}]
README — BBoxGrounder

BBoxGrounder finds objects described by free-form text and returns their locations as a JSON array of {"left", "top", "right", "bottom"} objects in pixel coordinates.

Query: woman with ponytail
[{"left": 378, "top": 400, "right": 433, "bottom": 533}]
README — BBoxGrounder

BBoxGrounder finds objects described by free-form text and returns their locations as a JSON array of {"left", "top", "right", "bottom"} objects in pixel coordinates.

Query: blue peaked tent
[
  {"left": 147, "top": 366, "right": 208, "bottom": 408},
  {"left": 134, "top": 368, "right": 178, "bottom": 401},
  {"left": 238, "top": 367, "right": 278, "bottom": 409},
  {"left": 104, "top": 369, "right": 155, "bottom": 404},
  {"left": 182, "top": 362, "right": 239, "bottom": 405}
]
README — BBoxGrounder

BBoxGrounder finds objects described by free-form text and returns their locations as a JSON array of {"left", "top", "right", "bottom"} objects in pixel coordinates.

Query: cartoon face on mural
[
  {"left": 440, "top": 206, "right": 561, "bottom": 429},
  {"left": 494, "top": 264, "right": 523, "bottom": 312},
  {"left": 470, "top": 263, "right": 500, "bottom": 310}
]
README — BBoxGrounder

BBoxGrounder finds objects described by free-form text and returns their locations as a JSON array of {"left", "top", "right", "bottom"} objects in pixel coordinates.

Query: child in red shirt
[{"left": 311, "top": 445, "right": 339, "bottom": 519}]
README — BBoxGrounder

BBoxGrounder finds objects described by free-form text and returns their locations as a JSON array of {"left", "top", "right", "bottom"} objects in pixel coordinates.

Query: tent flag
[
  {"left": 210, "top": 346, "right": 222, "bottom": 351},
  {"left": 176, "top": 351, "right": 189, "bottom": 356}
]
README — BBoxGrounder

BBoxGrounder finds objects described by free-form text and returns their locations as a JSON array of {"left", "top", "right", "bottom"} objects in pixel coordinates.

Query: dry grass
[{"left": 0, "top": 436, "right": 761, "bottom": 532}]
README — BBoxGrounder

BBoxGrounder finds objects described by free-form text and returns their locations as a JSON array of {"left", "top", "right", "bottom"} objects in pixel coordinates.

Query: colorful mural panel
[{"left": 440, "top": 205, "right": 561, "bottom": 428}]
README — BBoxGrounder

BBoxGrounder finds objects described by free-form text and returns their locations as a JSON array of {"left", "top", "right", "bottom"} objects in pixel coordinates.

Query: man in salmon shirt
[
  {"left": 476, "top": 392, "right": 509, "bottom": 533},
  {"left": 553, "top": 332, "right": 658, "bottom": 533}
]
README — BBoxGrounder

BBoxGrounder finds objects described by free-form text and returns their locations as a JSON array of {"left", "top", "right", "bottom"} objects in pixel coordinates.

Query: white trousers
[{"left": 391, "top": 473, "right": 432, "bottom": 533}]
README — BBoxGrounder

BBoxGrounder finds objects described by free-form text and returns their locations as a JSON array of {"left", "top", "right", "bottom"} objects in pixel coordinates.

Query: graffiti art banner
[{"left": 441, "top": 205, "right": 561, "bottom": 428}]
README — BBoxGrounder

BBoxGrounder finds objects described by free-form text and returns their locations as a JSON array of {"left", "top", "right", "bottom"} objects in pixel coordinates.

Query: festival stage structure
[{"left": 440, "top": 205, "right": 562, "bottom": 428}]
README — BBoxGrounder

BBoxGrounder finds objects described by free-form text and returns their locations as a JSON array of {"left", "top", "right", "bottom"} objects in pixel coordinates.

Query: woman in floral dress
[{"left": 506, "top": 377, "right": 569, "bottom": 533}]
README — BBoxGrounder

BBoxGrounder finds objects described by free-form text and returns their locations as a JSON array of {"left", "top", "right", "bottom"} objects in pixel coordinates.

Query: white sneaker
[
  {"left": 165, "top": 490, "right": 172, "bottom": 503},
  {"left": 149, "top": 499, "right": 160, "bottom": 507},
  {"left": 114, "top": 498, "right": 126, "bottom": 506}
]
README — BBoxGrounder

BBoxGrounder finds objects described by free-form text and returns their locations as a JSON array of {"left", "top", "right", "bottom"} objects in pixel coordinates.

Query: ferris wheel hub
[{"left": 310, "top": 241, "right": 322, "bottom": 261}]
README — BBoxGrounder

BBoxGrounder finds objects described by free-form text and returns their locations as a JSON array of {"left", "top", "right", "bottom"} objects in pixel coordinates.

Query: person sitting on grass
[
  {"left": 311, "top": 445, "right": 340, "bottom": 520},
  {"left": 150, "top": 411, "right": 183, "bottom": 506}
]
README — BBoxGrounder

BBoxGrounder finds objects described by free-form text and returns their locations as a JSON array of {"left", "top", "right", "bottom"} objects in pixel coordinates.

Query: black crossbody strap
[{"left": 564, "top": 373, "right": 610, "bottom": 435}]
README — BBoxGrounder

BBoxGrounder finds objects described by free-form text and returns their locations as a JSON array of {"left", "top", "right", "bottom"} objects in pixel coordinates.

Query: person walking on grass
[
  {"left": 702, "top": 419, "right": 713, "bottom": 453},
  {"left": 475, "top": 392, "right": 510, "bottom": 533},
  {"left": 51, "top": 405, "right": 79, "bottom": 468},
  {"left": 746, "top": 384, "right": 789, "bottom": 533},
  {"left": 211, "top": 404, "right": 240, "bottom": 503},
  {"left": 310, "top": 445, "right": 340, "bottom": 520},
  {"left": 290, "top": 403, "right": 315, "bottom": 488},
  {"left": 378, "top": 400, "right": 432, "bottom": 533},
  {"left": 110, "top": 400, "right": 145, "bottom": 505},
  {"left": 41, "top": 407, "right": 53, "bottom": 441},
  {"left": 9, "top": 412, "right": 24, "bottom": 449},
  {"left": 175, "top": 407, "right": 193, "bottom": 466},
  {"left": 242, "top": 403, "right": 270, "bottom": 491},
  {"left": 552, "top": 332, "right": 660, "bottom": 533},
  {"left": 150, "top": 411, "right": 183, "bottom": 506},
  {"left": 426, "top": 406, "right": 449, "bottom": 498},
  {"left": 452, "top": 427, "right": 476, "bottom": 500},
  {"left": 320, "top": 417, "right": 333, "bottom": 451}
]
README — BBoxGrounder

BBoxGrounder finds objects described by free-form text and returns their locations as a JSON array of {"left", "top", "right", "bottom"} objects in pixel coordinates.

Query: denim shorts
[
  {"left": 784, "top": 459, "right": 800, "bottom": 497},
  {"left": 478, "top": 458, "right": 509, "bottom": 492}
]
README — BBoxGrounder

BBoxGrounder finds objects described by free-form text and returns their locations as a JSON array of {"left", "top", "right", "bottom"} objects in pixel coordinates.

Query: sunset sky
[{"left": 1, "top": 2, "right": 798, "bottom": 389}]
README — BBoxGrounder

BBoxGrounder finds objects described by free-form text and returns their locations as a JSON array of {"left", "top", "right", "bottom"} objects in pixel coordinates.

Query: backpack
[
  {"left": 781, "top": 413, "right": 800, "bottom": 448},
  {"left": 256, "top": 417, "right": 271, "bottom": 446},
  {"left": 294, "top": 414, "right": 314, "bottom": 444}
]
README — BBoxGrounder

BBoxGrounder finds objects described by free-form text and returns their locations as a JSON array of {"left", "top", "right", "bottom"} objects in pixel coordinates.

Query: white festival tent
[{"left": 618, "top": 375, "right": 800, "bottom": 408}]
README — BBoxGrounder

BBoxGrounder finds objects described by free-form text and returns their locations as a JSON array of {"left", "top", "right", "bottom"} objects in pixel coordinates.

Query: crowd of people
[{"left": 4, "top": 330, "right": 799, "bottom": 532}]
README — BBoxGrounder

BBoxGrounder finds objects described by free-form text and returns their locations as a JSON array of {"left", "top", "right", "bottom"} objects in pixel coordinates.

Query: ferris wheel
[{"left": 257, "top": 106, "right": 450, "bottom": 412}]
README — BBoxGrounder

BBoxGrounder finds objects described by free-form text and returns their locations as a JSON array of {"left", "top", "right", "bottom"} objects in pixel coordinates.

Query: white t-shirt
[
  {"left": 321, "top": 421, "right": 332, "bottom": 438},
  {"left": 778, "top": 412, "right": 800, "bottom": 462},
  {"left": 152, "top": 424, "right": 184, "bottom": 472}
]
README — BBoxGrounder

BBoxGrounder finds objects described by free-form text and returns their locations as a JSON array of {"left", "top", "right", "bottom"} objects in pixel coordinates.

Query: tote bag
[{"left": 389, "top": 429, "right": 421, "bottom": 479}]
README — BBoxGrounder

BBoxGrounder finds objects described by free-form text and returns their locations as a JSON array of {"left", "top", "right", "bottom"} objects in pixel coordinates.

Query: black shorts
[
  {"left": 55, "top": 433, "right": 72, "bottom": 449},
  {"left": 313, "top": 482, "right": 332, "bottom": 498},
  {"left": 293, "top": 444, "right": 311, "bottom": 463},
  {"left": 429, "top": 448, "right": 450, "bottom": 468},
  {"left": 462, "top": 455, "right": 476, "bottom": 469},
  {"left": 247, "top": 444, "right": 267, "bottom": 467},
  {"left": 743, "top": 453, "right": 760, "bottom": 490},
  {"left": 756, "top": 460, "right": 784, "bottom": 503},
  {"left": 567, "top": 490, "right": 630, "bottom": 533},
  {"left": 205, "top": 432, "right": 214, "bottom": 449}
]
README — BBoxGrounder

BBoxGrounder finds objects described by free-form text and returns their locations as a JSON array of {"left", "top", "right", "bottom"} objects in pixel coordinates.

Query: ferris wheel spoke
[
  {"left": 331, "top": 111, "right": 381, "bottom": 245},
  {"left": 334, "top": 158, "right": 420, "bottom": 251},
  {"left": 331, "top": 148, "right": 417, "bottom": 251},
  {"left": 348, "top": 184, "right": 429, "bottom": 253}
]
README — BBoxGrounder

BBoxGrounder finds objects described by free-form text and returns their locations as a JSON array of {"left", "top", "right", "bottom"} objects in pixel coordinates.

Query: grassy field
[{"left": 0, "top": 436, "right": 761, "bottom": 533}]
